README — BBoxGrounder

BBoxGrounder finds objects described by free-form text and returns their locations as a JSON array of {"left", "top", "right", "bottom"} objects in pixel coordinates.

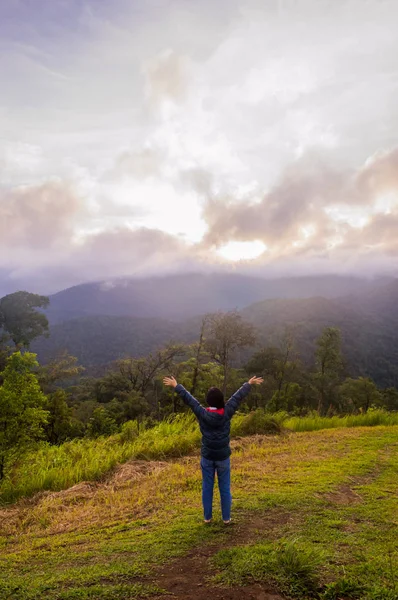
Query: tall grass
[
  {"left": 0, "top": 414, "right": 201, "bottom": 504},
  {"left": 1, "top": 409, "right": 397, "bottom": 504},
  {"left": 283, "top": 409, "right": 398, "bottom": 432}
]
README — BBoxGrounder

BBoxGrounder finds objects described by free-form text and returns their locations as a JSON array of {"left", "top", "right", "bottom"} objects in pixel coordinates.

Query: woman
[{"left": 163, "top": 375, "right": 263, "bottom": 524}]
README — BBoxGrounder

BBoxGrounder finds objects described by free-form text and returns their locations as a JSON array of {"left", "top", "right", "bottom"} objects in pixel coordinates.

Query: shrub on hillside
[{"left": 232, "top": 409, "right": 282, "bottom": 436}]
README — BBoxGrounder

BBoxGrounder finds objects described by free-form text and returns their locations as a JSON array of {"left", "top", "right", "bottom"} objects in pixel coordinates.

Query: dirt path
[{"left": 149, "top": 510, "right": 290, "bottom": 600}]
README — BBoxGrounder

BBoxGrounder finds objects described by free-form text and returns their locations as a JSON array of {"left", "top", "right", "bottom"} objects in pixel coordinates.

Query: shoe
[
  {"left": 223, "top": 519, "right": 232, "bottom": 525},
  {"left": 204, "top": 519, "right": 212, "bottom": 524}
]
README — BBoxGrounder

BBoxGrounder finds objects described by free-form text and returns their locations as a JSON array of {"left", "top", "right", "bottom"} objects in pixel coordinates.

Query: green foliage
[
  {"left": 314, "top": 327, "right": 344, "bottom": 415},
  {"left": 268, "top": 383, "right": 302, "bottom": 412},
  {"left": 86, "top": 407, "right": 118, "bottom": 438},
  {"left": 119, "top": 419, "right": 139, "bottom": 442},
  {"left": 0, "top": 413, "right": 200, "bottom": 502},
  {"left": 0, "top": 291, "right": 49, "bottom": 347},
  {"left": 204, "top": 310, "right": 256, "bottom": 394},
  {"left": 321, "top": 578, "right": 367, "bottom": 599},
  {"left": 231, "top": 409, "right": 281, "bottom": 436},
  {"left": 0, "top": 352, "right": 49, "bottom": 481},
  {"left": 339, "top": 377, "right": 382, "bottom": 413},
  {"left": 381, "top": 388, "right": 398, "bottom": 411},
  {"left": 43, "top": 390, "right": 74, "bottom": 444},
  {"left": 37, "top": 351, "right": 85, "bottom": 394},
  {"left": 105, "top": 393, "right": 150, "bottom": 426}
]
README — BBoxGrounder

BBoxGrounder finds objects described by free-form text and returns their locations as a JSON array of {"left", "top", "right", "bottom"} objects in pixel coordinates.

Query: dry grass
[{"left": 0, "top": 426, "right": 390, "bottom": 539}]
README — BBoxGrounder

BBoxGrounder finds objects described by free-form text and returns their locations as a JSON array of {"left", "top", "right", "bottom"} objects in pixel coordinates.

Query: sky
[{"left": 1, "top": 0, "right": 398, "bottom": 296}]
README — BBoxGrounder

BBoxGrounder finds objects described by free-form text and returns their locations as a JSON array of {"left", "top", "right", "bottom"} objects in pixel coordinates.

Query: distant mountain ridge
[
  {"left": 32, "top": 274, "right": 398, "bottom": 388},
  {"left": 45, "top": 272, "right": 391, "bottom": 324}
]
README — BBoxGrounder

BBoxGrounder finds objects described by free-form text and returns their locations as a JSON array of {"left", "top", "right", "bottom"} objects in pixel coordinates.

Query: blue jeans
[{"left": 200, "top": 456, "right": 232, "bottom": 521}]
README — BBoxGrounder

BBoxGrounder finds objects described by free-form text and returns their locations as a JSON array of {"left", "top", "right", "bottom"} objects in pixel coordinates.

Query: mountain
[
  {"left": 240, "top": 294, "right": 398, "bottom": 386},
  {"left": 31, "top": 315, "right": 198, "bottom": 366},
  {"left": 347, "top": 278, "right": 398, "bottom": 324},
  {"left": 45, "top": 272, "right": 387, "bottom": 324},
  {"left": 32, "top": 277, "right": 398, "bottom": 387}
]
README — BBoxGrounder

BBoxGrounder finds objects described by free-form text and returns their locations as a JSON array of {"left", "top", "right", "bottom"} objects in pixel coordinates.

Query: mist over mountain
[{"left": 45, "top": 272, "right": 390, "bottom": 324}]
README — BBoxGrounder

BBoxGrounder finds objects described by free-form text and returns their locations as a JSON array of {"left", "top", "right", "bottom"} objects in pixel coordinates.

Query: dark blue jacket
[{"left": 174, "top": 382, "right": 252, "bottom": 461}]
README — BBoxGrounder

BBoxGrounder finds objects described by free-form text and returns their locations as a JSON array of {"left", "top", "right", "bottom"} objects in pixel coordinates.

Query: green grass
[
  {"left": 213, "top": 538, "right": 324, "bottom": 596},
  {"left": 0, "top": 409, "right": 397, "bottom": 504},
  {"left": 283, "top": 409, "right": 398, "bottom": 432},
  {"left": 0, "top": 426, "right": 397, "bottom": 599},
  {"left": 211, "top": 427, "right": 398, "bottom": 599}
]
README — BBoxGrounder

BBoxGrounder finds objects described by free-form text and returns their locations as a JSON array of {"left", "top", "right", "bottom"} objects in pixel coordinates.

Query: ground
[{"left": 0, "top": 426, "right": 397, "bottom": 599}]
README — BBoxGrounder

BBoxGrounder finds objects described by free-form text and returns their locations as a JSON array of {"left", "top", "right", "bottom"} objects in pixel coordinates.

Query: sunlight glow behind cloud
[{"left": 217, "top": 240, "right": 267, "bottom": 262}]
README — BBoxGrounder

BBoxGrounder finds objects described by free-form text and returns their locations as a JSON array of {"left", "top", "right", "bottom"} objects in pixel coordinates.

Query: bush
[
  {"left": 232, "top": 410, "right": 282, "bottom": 436},
  {"left": 119, "top": 420, "right": 139, "bottom": 442}
]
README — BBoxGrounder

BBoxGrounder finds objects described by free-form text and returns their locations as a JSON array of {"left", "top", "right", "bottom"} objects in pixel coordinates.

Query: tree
[
  {"left": 381, "top": 387, "right": 398, "bottom": 412},
  {"left": 86, "top": 407, "right": 118, "bottom": 438},
  {"left": 245, "top": 346, "right": 281, "bottom": 409},
  {"left": 0, "top": 291, "right": 49, "bottom": 348},
  {"left": 117, "top": 343, "right": 186, "bottom": 397},
  {"left": 115, "top": 343, "right": 186, "bottom": 418},
  {"left": 271, "top": 327, "right": 299, "bottom": 411},
  {"left": 37, "top": 351, "right": 84, "bottom": 395},
  {"left": 191, "top": 316, "right": 211, "bottom": 396},
  {"left": 43, "top": 390, "right": 74, "bottom": 444},
  {"left": 339, "top": 377, "right": 382, "bottom": 413},
  {"left": 314, "top": 327, "right": 344, "bottom": 416},
  {"left": 95, "top": 371, "right": 133, "bottom": 404},
  {"left": 205, "top": 311, "right": 256, "bottom": 395},
  {"left": 245, "top": 327, "right": 300, "bottom": 411},
  {"left": 268, "top": 383, "right": 302, "bottom": 413},
  {"left": 106, "top": 391, "right": 150, "bottom": 429},
  {"left": 0, "top": 352, "right": 49, "bottom": 481}
]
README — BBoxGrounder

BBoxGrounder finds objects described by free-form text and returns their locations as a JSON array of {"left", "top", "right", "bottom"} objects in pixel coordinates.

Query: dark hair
[{"left": 206, "top": 387, "right": 225, "bottom": 409}]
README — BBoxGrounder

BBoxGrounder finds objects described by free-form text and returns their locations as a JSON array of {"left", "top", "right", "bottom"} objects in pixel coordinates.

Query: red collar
[{"left": 206, "top": 407, "right": 225, "bottom": 415}]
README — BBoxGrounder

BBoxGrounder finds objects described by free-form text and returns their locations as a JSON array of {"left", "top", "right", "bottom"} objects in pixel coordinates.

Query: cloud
[
  {"left": 105, "top": 147, "right": 165, "bottom": 181},
  {"left": 0, "top": 177, "right": 202, "bottom": 295},
  {"left": 2, "top": 144, "right": 398, "bottom": 299},
  {"left": 2, "top": 0, "right": 398, "bottom": 295},
  {"left": 199, "top": 147, "right": 398, "bottom": 261},
  {"left": 142, "top": 49, "right": 190, "bottom": 107},
  {"left": 0, "top": 180, "right": 83, "bottom": 251}
]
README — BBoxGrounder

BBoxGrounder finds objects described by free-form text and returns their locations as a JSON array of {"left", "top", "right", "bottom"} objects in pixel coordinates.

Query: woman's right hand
[
  {"left": 248, "top": 376, "right": 264, "bottom": 385},
  {"left": 163, "top": 376, "right": 178, "bottom": 388}
]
